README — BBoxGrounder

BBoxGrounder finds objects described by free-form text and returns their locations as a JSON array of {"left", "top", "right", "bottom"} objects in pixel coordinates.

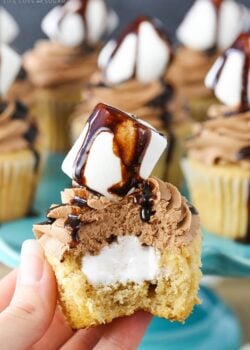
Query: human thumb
[{"left": 0, "top": 240, "right": 57, "bottom": 350}]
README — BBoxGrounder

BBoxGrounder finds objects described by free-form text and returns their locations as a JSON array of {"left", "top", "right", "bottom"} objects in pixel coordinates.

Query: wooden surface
[{"left": 0, "top": 264, "right": 249, "bottom": 344}]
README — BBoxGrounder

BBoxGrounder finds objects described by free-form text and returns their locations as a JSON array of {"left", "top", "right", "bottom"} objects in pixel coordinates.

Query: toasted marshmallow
[
  {"left": 82, "top": 236, "right": 160, "bottom": 286},
  {"left": 41, "top": 0, "right": 117, "bottom": 47},
  {"left": 62, "top": 103, "right": 167, "bottom": 198},
  {"left": 0, "top": 7, "right": 19, "bottom": 44},
  {"left": 177, "top": 0, "right": 250, "bottom": 51},
  {"left": 205, "top": 33, "right": 250, "bottom": 107},
  {"left": 0, "top": 44, "right": 22, "bottom": 96},
  {"left": 99, "top": 16, "right": 172, "bottom": 85}
]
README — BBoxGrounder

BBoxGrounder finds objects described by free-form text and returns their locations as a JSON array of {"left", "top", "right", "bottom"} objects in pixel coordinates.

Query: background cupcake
[
  {"left": 71, "top": 16, "right": 191, "bottom": 187},
  {"left": 0, "top": 45, "right": 44, "bottom": 221},
  {"left": 23, "top": 0, "right": 117, "bottom": 152},
  {"left": 167, "top": 0, "right": 250, "bottom": 121},
  {"left": 182, "top": 33, "right": 250, "bottom": 241}
]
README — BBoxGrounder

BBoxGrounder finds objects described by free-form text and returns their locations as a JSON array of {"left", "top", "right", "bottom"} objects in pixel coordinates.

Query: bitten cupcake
[
  {"left": 23, "top": 0, "right": 117, "bottom": 152},
  {"left": 71, "top": 16, "right": 191, "bottom": 187},
  {"left": 167, "top": 0, "right": 250, "bottom": 121},
  {"left": 182, "top": 33, "right": 250, "bottom": 241},
  {"left": 33, "top": 103, "right": 202, "bottom": 329}
]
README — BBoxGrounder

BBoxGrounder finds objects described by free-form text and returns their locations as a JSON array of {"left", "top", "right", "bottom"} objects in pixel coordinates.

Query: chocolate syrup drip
[
  {"left": 212, "top": 33, "right": 250, "bottom": 113},
  {"left": 106, "top": 234, "right": 118, "bottom": 244},
  {"left": 74, "top": 103, "right": 152, "bottom": 196},
  {"left": 148, "top": 83, "right": 174, "bottom": 108},
  {"left": 65, "top": 214, "right": 81, "bottom": 243},
  {"left": 37, "top": 217, "right": 56, "bottom": 225},
  {"left": 23, "top": 122, "right": 40, "bottom": 172},
  {"left": 16, "top": 67, "right": 27, "bottom": 81},
  {"left": 106, "top": 15, "right": 172, "bottom": 79},
  {"left": 236, "top": 146, "right": 250, "bottom": 160},
  {"left": 71, "top": 196, "right": 87, "bottom": 207},
  {"left": 133, "top": 180, "right": 156, "bottom": 222},
  {"left": 47, "top": 203, "right": 67, "bottom": 214},
  {"left": 12, "top": 101, "right": 28, "bottom": 120},
  {"left": 0, "top": 102, "right": 7, "bottom": 114},
  {"left": 188, "top": 202, "right": 199, "bottom": 215}
]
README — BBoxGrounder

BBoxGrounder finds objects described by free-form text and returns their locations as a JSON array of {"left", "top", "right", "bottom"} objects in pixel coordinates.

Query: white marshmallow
[
  {"left": 0, "top": 7, "right": 19, "bottom": 44},
  {"left": 136, "top": 21, "right": 170, "bottom": 83},
  {"left": 99, "top": 19, "right": 171, "bottom": 85},
  {"left": 177, "top": 0, "right": 216, "bottom": 51},
  {"left": 82, "top": 236, "right": 160, "bottom": 286},
  {"left": 41, "top": 0, "right": 118, "bottom": 47},
  {"left": 205, "top": 50, "right": 248, "bottom": 106},
  {"left": 62, "top": 105, "right": 167, "bottom": 198},
  {"left": 177, "top": 0, "right": 250, "bottom": 51},
  {"left": 105, "top": 34, "right": 137, "bottom": 85},
  {"left": 0, "top": 44, "right": 22, "bottom": 96}
]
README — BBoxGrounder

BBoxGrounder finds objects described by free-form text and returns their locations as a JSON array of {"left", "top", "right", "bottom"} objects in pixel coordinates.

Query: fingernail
[{"left": 20, "top": 240, "right": 44, "bottom": 285}]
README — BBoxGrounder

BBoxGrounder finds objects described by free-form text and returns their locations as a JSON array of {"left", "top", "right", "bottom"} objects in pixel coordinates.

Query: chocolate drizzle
[
  {"left": 65, "top": 214, "right": 81, "bottom": 244},
  {"left": 236, "top": 146, "right": 250, "bottom": 160},
  {"left": 73, "top": 103, "right": 153, "bottom": 196},
  {"left": 105, "top": 15, "right": 172, "bottom": 81},
  {"left": 71, "top": 196, "right": 87, "bottom": 207},
  {"left": 133, "top": 180, "right": 156, "bottom": 222}
]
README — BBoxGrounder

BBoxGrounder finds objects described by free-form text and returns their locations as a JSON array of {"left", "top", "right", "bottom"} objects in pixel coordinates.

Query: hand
[{"left": 0, "top": 240, "right": 152, "bottom": 350}]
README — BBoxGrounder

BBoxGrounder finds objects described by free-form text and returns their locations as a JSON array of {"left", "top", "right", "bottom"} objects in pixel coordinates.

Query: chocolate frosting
[
  {"left": 23, "top": 40, "right": 98, "bottom": 88},
  {"left": 186, "top": 105, "right": 250, "bottom": 169},
  {"left": 33, "top": 178, "right": 200, "bottom": 261},
  {"left": 0, "top": 100, "right": 39, "bottom": 154},
  {"left": 166, "top": 46, "right": 217, "bottom": 99}
]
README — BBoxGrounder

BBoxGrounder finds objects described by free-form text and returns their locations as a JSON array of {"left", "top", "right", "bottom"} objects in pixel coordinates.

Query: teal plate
[{"left": 0, "top": 156, "right": 249, "bottom": 275}]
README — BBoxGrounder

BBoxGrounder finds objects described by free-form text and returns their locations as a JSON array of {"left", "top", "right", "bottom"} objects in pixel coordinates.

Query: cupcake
[
  {"left": 33, "top": 103, "right": 202, "bottom": 329},
  {"left": 71, "top": 16, "right": 191, "bottom": 187},
  {"left": 23, "top": 0, "right": 117, "bottom": 152},
  {"left": 182, "top": 33, "right": 250, "bottom": 241},
  {"left": 167, "top": 0, "right": 250, "bottom": 121},
  {"left": 0, "top": 44, "right": 44, "bottom": 222}
]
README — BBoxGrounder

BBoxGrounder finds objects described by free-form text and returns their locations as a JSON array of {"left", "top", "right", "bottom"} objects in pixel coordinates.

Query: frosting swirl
[
  {"left": 0, "top": 100, "right": 38, "bottom": 153},
  {"left": 33, "top": 178, "right": 200, "bottom": 261},
  {"left": 186, "top": 105, "right": 250, "bottom": 169},
  {"left": 23, "top": 40, "right": 98, "bottom": 88},
  {"left": 166, "top": 46, "right": 217, "bottom": 99}
]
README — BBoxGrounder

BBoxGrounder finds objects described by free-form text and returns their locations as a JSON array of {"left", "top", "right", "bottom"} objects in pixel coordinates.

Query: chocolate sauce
[
  {"left": 188, "top": 202, "right": 199, "bottom": 215},
  {"left": 148, "top": 83, "right": 174, "bottom": 108},
  {"left": 23, "top": 122, "right": 40, "bottom": 172},
  {"left": 133, "top": 180, "right": 156, "bottom": 222},
  {"left": 0, "top": 102, "right": 7, "bottom": 114},
  {"left": 71, "top": 196, "right": 87, "bottom": 207},
  {"left": 12, "top": 101, "right": 28, "bottom": 120},
  {"left": 16, "top": 67, "right": 27, "bottom": 81},
  {"left": 106, "top": 16, "right": 172, "bottom": 79},
  {"left": 73, "top": 103, "right": 152, "bottom": 196},
  {"left": 236, "top": 146, "right": 250, "bottom": 160},
  {"left": 65, "top": 214, "right": 81, "bottom": 243},
  {"left": 37, "top": 217, "right": 56, "bottom": 225},
  {"left": 106, "top": 234, "right": 118, "bottom": 244}
]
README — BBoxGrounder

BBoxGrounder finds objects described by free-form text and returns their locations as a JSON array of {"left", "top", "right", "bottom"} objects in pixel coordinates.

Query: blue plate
[{"left": 0, "top": 155, "right": 250, "bottom": 276}]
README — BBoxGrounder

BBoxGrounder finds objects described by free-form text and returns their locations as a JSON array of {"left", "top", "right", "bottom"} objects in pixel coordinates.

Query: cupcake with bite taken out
[
  {"left": 167, "top": 0, "right": 250, "bottom": 121},
  {"left": 71, "top": 16, "right": 191, "bottom": 188},
  {"left": 33, "top": 103, "right": 202, "bottom": 329},
  {"left": 23, "top": 0, "right": 117, "bottom": 152},
  {"left": 182, "top": 33, "right": 250, "bottom": 241},
  {"left": 0, "top": 45, "right": 44, "bottom": 222}
]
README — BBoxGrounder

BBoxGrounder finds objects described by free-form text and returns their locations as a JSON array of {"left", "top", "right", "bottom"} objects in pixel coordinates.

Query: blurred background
[{"left": 5, "top": 0, "right": 250, "bottom": 53}]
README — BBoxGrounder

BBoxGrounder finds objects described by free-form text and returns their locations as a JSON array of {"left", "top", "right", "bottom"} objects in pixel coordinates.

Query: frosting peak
[
  {"left": 177, "top": 0, "right": 250, "bottom": 51},
  {"left": 205, "top": 33, "right": 250, "bottom": 110},
  {"left": 41, "top": 0, "right": 117, "bottom": 48},
  {"left": 98, "top": 16, "right": 172, "bottom": 85}
]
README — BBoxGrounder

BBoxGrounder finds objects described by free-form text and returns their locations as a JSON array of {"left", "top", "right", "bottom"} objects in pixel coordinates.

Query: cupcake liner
[
  {"left": 182, "top": 158, "right": 250, "bottom": 239},
  {"left": 34, "top": 84, "right": 82, "bottom": 152},
  {"left": 0, "top": 149, "right": 44, "bottom": 222}
]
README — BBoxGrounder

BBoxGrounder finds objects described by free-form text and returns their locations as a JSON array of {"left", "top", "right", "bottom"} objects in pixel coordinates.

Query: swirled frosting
[
  {"left": 186, "top": 105, "right": 250, "bottom": 169},
  {"left": 0, "top": 100, "right": 38, "bottom": 153},
  {"left": 23, "top": 40, "right": 98, "bottom": 88},
  {"left": 33, "top": 177, "right": 200, "bottom": 261},
  {"left": 166, "top": 47, "right": 216, "bottom": 99}
]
